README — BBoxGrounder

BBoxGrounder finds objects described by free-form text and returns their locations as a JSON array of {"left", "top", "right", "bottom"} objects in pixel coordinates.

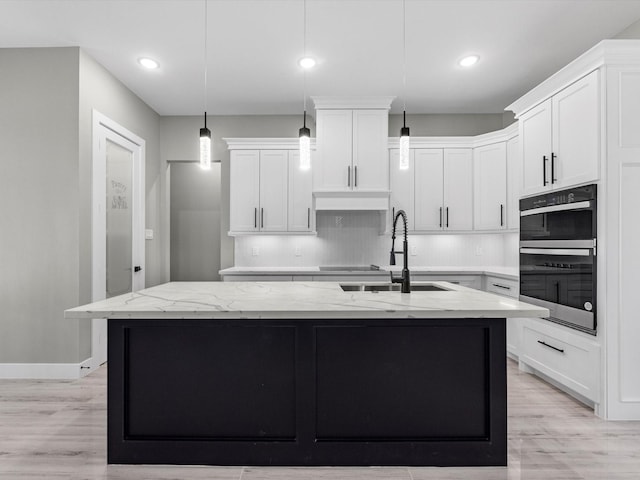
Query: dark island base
[{"left": 108, "top": 317, "right": 506, "bottom": 466}]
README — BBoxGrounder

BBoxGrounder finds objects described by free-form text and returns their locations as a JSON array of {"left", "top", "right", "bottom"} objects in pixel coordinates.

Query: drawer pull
[
  {"left": 492, "top": 283, "right": 511, "bottom": 290},
  {"left": 537, "top": 340, "right": 565, "bottom": 354}
]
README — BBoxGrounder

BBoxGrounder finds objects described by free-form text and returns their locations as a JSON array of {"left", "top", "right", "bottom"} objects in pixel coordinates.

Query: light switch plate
[
  {"left": 145, "top": 229, "right": 154, "bottom": 240},
  {"left": 252, "top": 247, "right": 259, "bottom": 256}
]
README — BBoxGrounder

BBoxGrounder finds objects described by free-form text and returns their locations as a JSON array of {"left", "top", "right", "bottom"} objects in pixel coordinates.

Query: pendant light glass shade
[
  {"left": 299, "top": 111, "right": 311, "bottom": 170},
  {"left": 399, "top": 112, "right": 410, "bottom": 170},
  {"left": 200, "top": 112, "right": 212, "bottom": 170}
]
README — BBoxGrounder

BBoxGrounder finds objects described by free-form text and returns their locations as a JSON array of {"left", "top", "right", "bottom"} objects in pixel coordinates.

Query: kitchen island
[{"left": 65, "top": 281, "right": 548, "bottom": 467}]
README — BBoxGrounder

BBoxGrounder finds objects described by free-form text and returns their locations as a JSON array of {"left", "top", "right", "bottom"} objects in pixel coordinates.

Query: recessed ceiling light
[
  {"left": 459, "top": 55, "right": 479, "bottom": 68},
  {"left": 298, "top": 56, "right": 316, "bottom": 69},
  {"left": 138, "top": 57, "right": 159, "bottom": 69}
]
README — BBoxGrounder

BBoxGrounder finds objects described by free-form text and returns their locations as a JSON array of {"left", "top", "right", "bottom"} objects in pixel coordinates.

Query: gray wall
[
  {"left": 160, "top": 115, "right": 314, "bottom": 273},
  {"left": 614, "top": 18, "right": 640, "bottom": 38},
  {"left": 0, "top": 47, "right": 161, "bottom": 364},
  {"left": 78, "top": 50, "right": 161, "bottom": 360},
  {"left": 170, "top": 164, "right": 221, "bottom": 281},
  {"left": 0, "top": 48, "right": 81, "bottom": 363},
  {"left": 388, "top": 113, "right": 506, "bottom": 136}
]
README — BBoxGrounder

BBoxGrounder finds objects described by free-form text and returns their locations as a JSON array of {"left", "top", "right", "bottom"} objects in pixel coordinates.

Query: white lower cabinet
[
  {"left": 519, "top": 317, "right": 600, "bottom": 405},
  {"left": 483, "top": 275, "right": 521, "bottom": 358}
]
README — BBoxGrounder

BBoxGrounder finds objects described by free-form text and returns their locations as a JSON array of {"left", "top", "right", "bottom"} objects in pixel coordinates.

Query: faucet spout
[{"left": 389, "top": 209, "right": 411, "bottom": 293}]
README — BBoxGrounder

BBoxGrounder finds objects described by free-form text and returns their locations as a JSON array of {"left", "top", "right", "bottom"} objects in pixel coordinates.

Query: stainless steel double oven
[{"left": 519, "top": 184, "right": 597, "bottom": 334}]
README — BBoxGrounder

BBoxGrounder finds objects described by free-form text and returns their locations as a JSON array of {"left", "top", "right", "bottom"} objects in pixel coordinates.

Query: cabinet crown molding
[
  {"left": 224, "top": 138, "right": 316, "bottom": 150},
  {"left": 311, "top": 96, "right": 395, "bottom": 110},
  {"left": 506, "top": 40, "right": 640, "bottom": 118}
]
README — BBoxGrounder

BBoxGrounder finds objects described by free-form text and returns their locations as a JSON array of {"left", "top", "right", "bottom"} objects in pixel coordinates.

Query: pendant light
[
  {"left": 199, "top": 0, "right": 212, "bottom": 170},
  {"left": 298, "top": 0, "right": 311, "bottom": 170},
  {"left": 399, "top": 0, "right": 410, "bottom": 170}
]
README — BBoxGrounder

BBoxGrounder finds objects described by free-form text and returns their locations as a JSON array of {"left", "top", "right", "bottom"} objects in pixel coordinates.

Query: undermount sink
[
  {"left": 339, "top": 283, "right": 449, "bottom": 293},
  {"left": 319, "top": 265, "right": 381, "bottom": 272}
]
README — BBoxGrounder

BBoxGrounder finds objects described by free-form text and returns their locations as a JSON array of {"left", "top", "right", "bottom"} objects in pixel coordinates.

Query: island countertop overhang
[{"left": 64, "top": 281, "right": 549, "bottom": 320}]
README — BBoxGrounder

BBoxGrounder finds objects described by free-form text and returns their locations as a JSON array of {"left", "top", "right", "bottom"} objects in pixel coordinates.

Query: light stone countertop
[{"left": 65, "top": 281, "right": 547, "bottom": 320}]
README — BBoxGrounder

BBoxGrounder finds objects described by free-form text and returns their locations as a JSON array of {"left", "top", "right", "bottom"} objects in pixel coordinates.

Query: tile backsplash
[{"left": 234, "top": 211, "right": 519, "bottom": 268}]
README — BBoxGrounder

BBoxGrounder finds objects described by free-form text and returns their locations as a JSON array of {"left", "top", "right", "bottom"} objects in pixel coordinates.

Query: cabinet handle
[
  {"left": 439, "top": 207, "right": 442, "bottom": 228},
  {"left": 500, "top": 204, "right": 504, "bottom": 227},
  {"left": 537, "top": 340, "right": 565, "bottom": 354},
  {"left": 354, "top": 165, "right": 358, "bottom": 187},
  {"left": 347, "top": 166, "right": 351, "bottom": 187},
  {"left": 492, "top": 283, "right": 511, "bottom": 290},
  {"left": 254, "top": 207, "right": 257, "bottom": 229},
  {"left": 307, "top": 207, "right": 310, "bottom": 229},
  {"left": 551, "top": 152, "right": 557, "bottom": 184},
  {"left": 446, "top": 207, "right": 449, "bottom": 228},
  {"left": 261, "top": 208, "right": 264, "bottom": 228},
  {"left": 543, "top": 155, "right": 548, "bottom": 186}
]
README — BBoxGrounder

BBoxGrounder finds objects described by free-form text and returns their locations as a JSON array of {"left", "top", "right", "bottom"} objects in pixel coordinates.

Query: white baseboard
[{"left": 0, "top": 358, "right": 92, "bottom": 379}]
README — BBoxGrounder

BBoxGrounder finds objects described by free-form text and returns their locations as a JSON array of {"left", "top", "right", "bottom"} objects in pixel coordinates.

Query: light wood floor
[{"left": 1, "top": 359, "right": 639, "bottom": 479}]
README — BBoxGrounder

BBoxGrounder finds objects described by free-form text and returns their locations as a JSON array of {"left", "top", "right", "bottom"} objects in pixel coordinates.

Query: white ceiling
[{"left": 1, "top": 0, "right": 640, "bottom": 116}]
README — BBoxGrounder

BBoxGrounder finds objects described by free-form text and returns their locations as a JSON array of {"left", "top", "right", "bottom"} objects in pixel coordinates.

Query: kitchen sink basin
[{"left": 339, "top": 283, "right": 449, "bottom": 293}]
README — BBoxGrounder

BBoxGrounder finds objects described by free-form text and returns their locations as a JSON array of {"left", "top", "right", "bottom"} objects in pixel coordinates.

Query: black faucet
[{"left": 389, "top": 209, "right": 411, "bottom": 293}]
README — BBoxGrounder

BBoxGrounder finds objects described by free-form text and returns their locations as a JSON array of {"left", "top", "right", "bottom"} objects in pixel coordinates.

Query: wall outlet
[
  {"left": 295, "top": 246, "right": 302, "bottom": 257},
  {"left": 145, "top": 229, "right": 154, "bottom": 240},
  {"left": 335, "top": 216, "right": 343, "bottom": 228},
  {"left": 252, "top": 247, "right": 259, "bottom": 256},
  {"left": 475, "top": 246, "right": 483, "bottom": 256},
  {"left": 410, "top": 245, "right": 417, "bottom": 256}
]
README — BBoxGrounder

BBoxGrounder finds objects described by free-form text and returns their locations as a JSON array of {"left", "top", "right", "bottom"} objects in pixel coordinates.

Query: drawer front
[
  {"left": 485, "top": 276, "right": 519, "bottom": 298},
  {"left": 520, "top": 320, "right": 599, "bottom": 402}
]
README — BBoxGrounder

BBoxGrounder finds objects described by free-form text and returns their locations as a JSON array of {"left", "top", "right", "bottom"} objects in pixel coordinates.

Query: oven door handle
[
  {"left": 520, "top": 200, "right": 592, "bottom": 217},
  {"left": 520, "top": 247, "right": 591, "bottom": 256}
]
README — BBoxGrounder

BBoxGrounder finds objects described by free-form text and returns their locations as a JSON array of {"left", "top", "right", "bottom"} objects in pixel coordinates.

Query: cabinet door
[
  {"left": 506, "top": 136, "right": 521, "bottom": 229},
  {"left": 259, "top": 150, "right": 288, "bottom": 232},
  {"left": 288, "top": 150, "right": 313, "bottom": 232},
  {"left": 474, "top": 142, "right": 507, "bottom": 230},
  {"left": 444, "top": 149, "right": 473, "bottom": 231},
  {"left": 414, "top": 149, "right": 444, "bottom": 231},
  {"left": 389, "top": 149, "right": 414, "bottom": 230},
  {"left": 521, "top": 99, "right": 552, "bottom": 196},
  {"left": 314, "top": 109, "right": 352, "bottom": 192},
  {"left": 552, "top": 70, "right": 600, "bottom": 189},
  {"left": 352, "top": 109, "right": 389, "bottom": 191},
  {"left": 229, "top": 150, "right": 260, "bottom": 232}
]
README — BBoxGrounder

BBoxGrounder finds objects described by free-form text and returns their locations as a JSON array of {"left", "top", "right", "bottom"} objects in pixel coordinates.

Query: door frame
[{"left": 91, "top": 110, "right": 145, "bottom": 370}]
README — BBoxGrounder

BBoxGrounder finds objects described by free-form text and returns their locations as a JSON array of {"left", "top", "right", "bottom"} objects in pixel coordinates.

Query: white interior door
[{"left": 92, "top": 111, "right": 145, "bottom": 370}]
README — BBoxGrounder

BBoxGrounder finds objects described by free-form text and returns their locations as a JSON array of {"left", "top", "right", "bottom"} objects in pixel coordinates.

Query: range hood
[{"left": 313, "top": 191, "right": 389, "bottom": 211}]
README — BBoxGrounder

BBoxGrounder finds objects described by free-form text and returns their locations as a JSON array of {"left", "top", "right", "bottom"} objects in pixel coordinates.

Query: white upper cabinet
[
  {"left": 288, "top": 150, "right": 314, "bottom": 232},
  {"left": 520, "top": 70, "right": 599, "bottom": 196},
  {"left": 258, "top": 150, "right": 288, "bottom": 232},
  {"left": 506, "top": 135, "right": 521, "bottom": 229},
  {"left": 227, "top": 139, "right": 314, "bottom": 235},
  {"left": 414, "top": 149, "right": 444, "bottom": 231},
  {"left": 474, "top": 142, "right": 507, "bottom": 230},
  {"left": 551, "top": 70, "right": 600, "bottom": 190},
  {"left": 314, "top": 107, "right": 389, "bottom": 192},
  {"left": 520, "top": 100, "right": 552, "bottom": 196},
  {"left": 412, "top": 148, "right": 472, "bottom": 231},
  {"left": 443, "top": 149, "right": 473, "bottom": 231},
  {"left": 314, "top": 109, "right": 353, "bottom": 191},
  {"left": 229, "top": 150, "right": 261, "bottom": 232},
  {"left": 351, "top": 109, "right": 389, "bottom": 191}
]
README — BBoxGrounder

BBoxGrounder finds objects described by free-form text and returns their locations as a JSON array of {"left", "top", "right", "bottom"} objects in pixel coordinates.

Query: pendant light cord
[
  {"left": 204, "top": 0, "right": 208, "bottom": 124},
  {"left": 303, "top": 0, "right": 307, "bottom": 121},
  {"left": 402, "top": 0, "right": 407, "bottom": 118}
]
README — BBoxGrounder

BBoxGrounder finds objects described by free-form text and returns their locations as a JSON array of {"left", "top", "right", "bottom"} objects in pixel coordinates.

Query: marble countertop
[
  {"left": 219, "top": 266, "right": 519, "bottom": 280},
  {"left": 65, "top": 281, "right": 547, "bottom": 320}
]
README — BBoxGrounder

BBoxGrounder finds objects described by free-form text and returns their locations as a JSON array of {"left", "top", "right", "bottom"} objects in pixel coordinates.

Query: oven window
[
  {"left": 520, "top": 252, "right": 594, "bottom": 310},
  {"left": 520, "top": 209, "right": 593, "bottom": 241}
]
